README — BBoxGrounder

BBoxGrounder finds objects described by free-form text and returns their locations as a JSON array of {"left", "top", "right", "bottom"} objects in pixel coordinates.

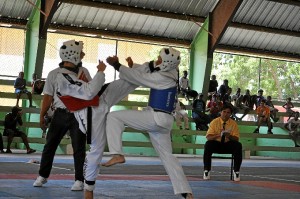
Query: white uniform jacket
[{"left": 119, "top": 65, "right": 178, "bottom": 129}]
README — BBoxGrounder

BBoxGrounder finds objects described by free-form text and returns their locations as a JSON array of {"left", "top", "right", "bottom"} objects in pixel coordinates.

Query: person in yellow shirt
[
  {"left": 203, "top": 105, "right": 242, "bottom": 182},
  {"left": 253, "top": 99, "right": 273, "bottom": 134}
]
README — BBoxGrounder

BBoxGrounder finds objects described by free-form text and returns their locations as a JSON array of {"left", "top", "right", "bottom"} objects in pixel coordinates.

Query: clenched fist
[{"left": 106, "top": 56, "right": 121, "bottom": 71}]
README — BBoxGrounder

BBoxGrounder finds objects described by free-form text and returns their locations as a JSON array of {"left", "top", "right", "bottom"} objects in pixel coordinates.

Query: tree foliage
[
  {"left": 149, "top": 48, "right": 300, "bottom": 100},
  {"left": 212, "top": 53, "right": 300, "bottom": 100}
]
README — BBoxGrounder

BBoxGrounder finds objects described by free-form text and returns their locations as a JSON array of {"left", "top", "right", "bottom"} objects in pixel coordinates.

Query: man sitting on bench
[
  {"left": 3, "top": 106, "right": 36, "bottom": 154},
  {"left": 253, "top": 99, "right": 273, "bottom": 134}
]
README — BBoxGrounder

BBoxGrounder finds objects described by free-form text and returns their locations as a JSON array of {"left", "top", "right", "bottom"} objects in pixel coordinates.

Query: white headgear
[
  {"left": 157, "top": 47, "right": 181, "bottom": 72},
  {"left": 59, "top": 40, "right": 83, "bottom": 65}
]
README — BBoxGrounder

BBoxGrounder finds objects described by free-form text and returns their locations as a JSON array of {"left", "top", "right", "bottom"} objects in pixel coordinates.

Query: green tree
[{"left": 212, "top": 53, "right": 300, "bottom": 100}]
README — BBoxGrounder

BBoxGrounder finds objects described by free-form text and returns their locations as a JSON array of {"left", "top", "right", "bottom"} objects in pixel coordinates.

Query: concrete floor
[{"left": 0, "top": 150, "right": 299, "bottom": 199}]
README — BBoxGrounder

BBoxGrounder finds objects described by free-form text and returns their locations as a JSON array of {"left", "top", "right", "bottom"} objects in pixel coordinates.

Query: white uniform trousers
[
  {"left": 106, "top": 109, "right": 192, "bottom": 195},
  {"left": 84, "top": 79, "right": 138, "bottom": 183}
]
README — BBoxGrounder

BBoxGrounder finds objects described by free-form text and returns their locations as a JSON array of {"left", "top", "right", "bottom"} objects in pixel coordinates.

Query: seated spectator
[
  {"left": 31, "top": 73, "right": 45, "bottom": 95},
  {"left": 218, "top": 79, "right": 229, "bottom": 101},
  {"left": 203, "top": 105, "right": 242, "bottom": 182},
  {"left": 0, "top": 133, "right": 4, "bottom": 153},
  {"left": 14, "top": 71, "right": 34, "bottom": 107},
  {"left": 3, "top": 106, "right": 36, "bottom": 154},
  {"left": 179, "top": 70, "right": 198, "bottom": 101},
  {"left": 235, "top": 88, "right": 241, "bottom": 98},
  {"left": 174, "top": 100, "right": 189, "bottom": 130},
  {"left": 284, "top": 112, "right": 300, "bottom": 147},
  {"left": 232, "top": 94, "right": 250, "bottom": 121},
  {"left": 208, "top": 75, "right": 218, "bottom": 94},
  {"left": 266, "top": 96, "right": 279, "bottom": 122},
  {"left": 243, "top": 89, "right": 256, "bottom": 110},
  {"left": 282, "top": 97, "right": 295, "bottom": 121},
  {"left": 207, "top": 94, "right": 223, "bottom": 120},
  {"left": 192, "top": 93, "right": 210, "bottom": 130},
  {"left": 222, "top": 87, "right": 239, "bottom": 120},
  {"left": 253, "top": 99, "right": 273, "bottom": 134},
  {"left": 256, "top": 89, "right": 265, "bottom": 108}
]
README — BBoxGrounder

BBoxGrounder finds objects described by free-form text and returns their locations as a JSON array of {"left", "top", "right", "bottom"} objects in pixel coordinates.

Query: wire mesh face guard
[
  {"left": 157, "top": 47, "right": 181, "bottom": 72},
  {"left": 59, "top": 40, "right": 83, "bottom": 65}
]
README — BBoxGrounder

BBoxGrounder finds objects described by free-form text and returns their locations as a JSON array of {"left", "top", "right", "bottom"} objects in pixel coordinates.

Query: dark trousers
[
  {"left": 203, "top": 140, "right": 242, "bottom": 172},
  {"left": 0, "top": 133, "right": 3, "bottom": 150},
  {"left": 39, "top": 109, "right": 86, "bottom": 181}
]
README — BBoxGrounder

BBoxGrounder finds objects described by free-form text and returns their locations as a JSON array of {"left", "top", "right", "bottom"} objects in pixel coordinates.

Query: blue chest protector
[{"left": 148, "top": 87, "right": 177, "bottom": 114}]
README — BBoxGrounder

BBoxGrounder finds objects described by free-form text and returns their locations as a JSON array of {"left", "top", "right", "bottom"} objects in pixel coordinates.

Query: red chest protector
[{"left": 58, "top": 71, "right": 99, "bottom": 112}]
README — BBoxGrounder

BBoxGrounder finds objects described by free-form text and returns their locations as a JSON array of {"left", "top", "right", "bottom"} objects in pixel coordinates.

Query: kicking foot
[
  {"left": 181, "top": 193, "right": 193, "bottom": 199},
  {"left": 101, "top": 155, "right": 125, "bottom": 167}
]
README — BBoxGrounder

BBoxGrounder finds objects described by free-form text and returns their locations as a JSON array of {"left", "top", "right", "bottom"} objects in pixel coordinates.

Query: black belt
[{"left": 55, "top": 108, "right": 71, "bottom": 113}]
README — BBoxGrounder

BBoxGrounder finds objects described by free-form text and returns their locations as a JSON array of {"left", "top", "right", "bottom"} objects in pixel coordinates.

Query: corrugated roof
[
  {"left": 0, "top": 0, "right": 299, "bottom": 61},
  {"left": 234, "top": 0, "right": 300, "bottom": 32},
  {"left": 0, "top": 0, "right": 37, "bottom": 20}
]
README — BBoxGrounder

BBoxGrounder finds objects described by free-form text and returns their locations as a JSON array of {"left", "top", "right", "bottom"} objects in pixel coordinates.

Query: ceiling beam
[
  {"left": 0, "top": 17, "right": 27, "bottom": 28},
  {"left": 62, "top": 0, "right": 299, "bottom": 38},
  {"left": 62, "top": 0, "right": 204, "bottom": 22},
  {"left": 209, "top": 0, "right": 243, "bottom": 53},
  {"left": 230, "top": 22, "right": 300, "bottom": 38},
  {"left": 0, "top": 17, "right": 298, "bottom": 62},
  {"left": 1, "top": 16, "right": 299, "bottom": 46},
  {"left": 216, "top": 45, "right": 300, "bottom": 63},
  {"left": 49, "top": 24, "right": 300, "bottom": 62},
  {"left": 39, "top": 0, "right": 61, "bottom": 39},
  {"left": 49, "top": 24, "right": 191, "bottom": 48},
  {"left": 265, "top": 0, "right": 300, "bottom": 7}
]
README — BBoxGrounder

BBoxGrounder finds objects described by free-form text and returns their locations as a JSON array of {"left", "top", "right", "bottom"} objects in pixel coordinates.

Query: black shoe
[
  {"left": 6, "top": 149, "right": 12, "bottom": 153},
  {"left": 253, "top": 128, "right": 259, "bottom": 133},
  {"left": 295, "top": 144, "right": 300, "bottom": 147},
  {"left": 27, "top": 149, "right": 36, "bottom": 154},
  {"left": 267, "top": 131, "right": 273, "bottom": 134}
]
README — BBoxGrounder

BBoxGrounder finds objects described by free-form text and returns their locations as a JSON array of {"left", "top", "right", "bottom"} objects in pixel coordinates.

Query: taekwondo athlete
[
  {"left": 102, "top": 47, "right": 194, "bottom": 199},
  {"left": 55, "top": 57, "right": 153, "bottom": 199}
]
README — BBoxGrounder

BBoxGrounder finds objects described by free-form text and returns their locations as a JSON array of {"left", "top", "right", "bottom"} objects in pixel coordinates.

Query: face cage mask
[
  {"left": 59, "top": 40, "right": 83, "bottom": 65},
  {"left": 157, "top": 47, "right": 181, "bottom": 72}
]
